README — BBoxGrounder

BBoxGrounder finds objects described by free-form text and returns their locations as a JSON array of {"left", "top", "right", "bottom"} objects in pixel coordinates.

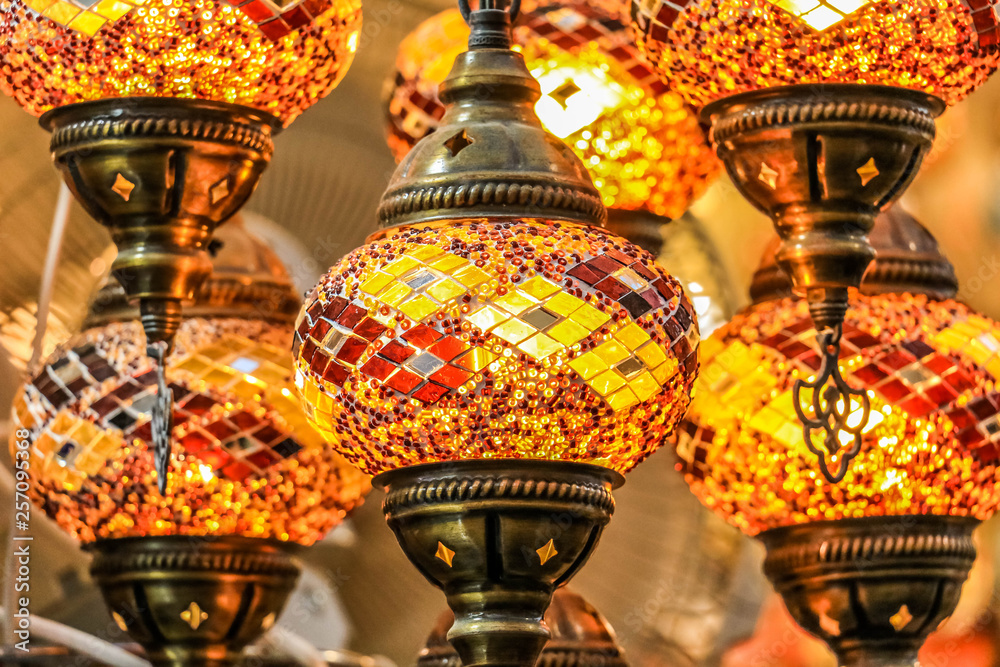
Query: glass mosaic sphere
[
  {"left": 677, "top": 293, "right": 1000, "bottom": 536},
  {"left": 0, "top": 0, "right": 362, "bottom": 124},
  {"left": 293, "top": 220, "right": 700, "bottom": 476},
  {"left": 628, "top": 0, "right": 1000, "bottom": 107},
  {"left": 387, "top": 0, "right": 719, "bottom": 219}
]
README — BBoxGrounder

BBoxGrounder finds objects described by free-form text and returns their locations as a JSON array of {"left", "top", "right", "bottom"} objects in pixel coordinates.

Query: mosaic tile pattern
[
  {"left": 675, "top": 294, "right": 1000, "bottom": 536},
  {"left": 0, "top": 0, "right": 361, "bottom": 124},
  {"left": 386, "top": 0, "right": 718, "bottom": 219},
  {"left": 628, "top": 0, "right": 1000, "bottom": 108},
  {"left": 11, "top": 319, "right": 369, "bottom": 544},
  {"left": 293, "top": 220, "right": 700, "bottom": 476}
]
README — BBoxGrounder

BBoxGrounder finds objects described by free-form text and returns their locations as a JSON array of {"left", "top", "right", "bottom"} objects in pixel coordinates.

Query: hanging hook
[
  {"left": 457, "top": 0, "right": 521, "bottom": 25},
  {"left": 791, "top": 325, "right": 871, "bottom": 483}
]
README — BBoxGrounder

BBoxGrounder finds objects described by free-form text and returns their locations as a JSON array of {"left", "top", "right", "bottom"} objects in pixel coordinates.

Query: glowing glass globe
[
  {"left": 10, "top": 226, "right": 369, "bottom": 545},
  {"left": 677, "top": 293, "right": 1000, "bottom": 536},
  {"left": 293, "top": 220, "right": 700, "bottom": 476},
  {"left": 387, "top": 0, "right": 719, "bottom": 219},
  {"left": 0, "top": 0, "right": 362, "bottom": 124},
  {"left": 628, "top": 0, "right": 1000, "bottom": 107}
]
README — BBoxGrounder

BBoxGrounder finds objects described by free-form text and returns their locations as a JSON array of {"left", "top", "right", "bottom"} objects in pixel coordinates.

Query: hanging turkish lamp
[
  {"left": 628, "top": 0, "right": 999, "bottom": 481},
  {"left": 292, "top": 2, "right": 700, "bottom": 665},
  {"left": 673, "top": 206, "right": 1000, "bottom": 667},
  {"left": 1, "top": 0, "right": 362, "bottom": 491},
  {"left": 385, "top": 0, "right": 719, "bottom": 221},
  {"left": 10, "top": 221, "right": 370, "bottom": 667}
]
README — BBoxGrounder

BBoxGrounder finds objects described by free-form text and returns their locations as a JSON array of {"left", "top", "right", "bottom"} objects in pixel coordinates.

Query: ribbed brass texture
[
  {"left": 375, "top": 460, "right": 622, "bottom": 667},
  {"left": 759, "top": 516, "right": 978, "bottom": 667},
  {"left": 702, "top": 84, "right": 942, "bottom": 330},
  {"left": 418, "top": 588, "right": 628, "bottom": 667},
  {"left": 88, "top": 535, "right": 300, "bottom": 667},
  {"left": 749, "top": 206, "right": 958, "bottom": 304},
  {"left": 376, "top": 10, "right": 605, "bottom": 231},
  {"left": 40, "top": 97, "right": 280, "bottom": 348}
]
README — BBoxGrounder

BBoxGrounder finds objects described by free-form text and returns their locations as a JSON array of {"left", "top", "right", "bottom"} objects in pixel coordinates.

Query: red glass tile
[
  {"left": 386, "top": 369, "right": 423, "bottom": 394},
  {"left": 606, "top": 249, "right": 634, "bottom": 266},
  {"left": 595, "top": 276, "right": 630, "bottom": 300},
  {"left": 621, "top": 292, "right": 653, "bottom": 319},
  {"left": 247, "top": 449, "right": 280, "bottom": 469},
  {"left": 310, "top": 351, "right": 330, "bottom": 376},
  {"left": 323, "top": 361, "right": 350, "bottom": 386},
  {"left": 204, "top": 420, "right": 238, "bottom": 441},
  {"left": 575, "top": 23, "right": 603, "bottom": 41},
  {"left": 975, "top": 442, "right": 1000, "bottom": 463},
  {"left": 760, "top": 332, "right": 790, "bottom": 350},
  {"left": 654, "top": 278, "right": 676, "bottom": 301},
  {"left": 968, "top": 396, "right": 999, "bottom": 420},
  {"left": 238, "top": 0, "right": 275, "bottom": 22},
  {"left": 380, "top": 340, "right": 416, "bottom": 363},
  {"left": 944, "top": 369, "right": 976, "bottom": 393},
  {"left": 778, "top": 340, "right": 812, "bottom": 359},
  {"left": 257, "top": 16, "right": 292, "bottom": 40},
  {"left": 902, "top": 340, "right": 935, "bottom": 360},
  {"left": 253, "top": 424, "right": 282, "bottom": 446},
  {"left": 923, "top": 382, "right": 958, "bottom": 407},
  {"left": 180, "top": 430, "right": 213, "bottom": 453},
  {"left": 958, "top": 426, "right": 986, "bottom": 448},
  {"left": 924, "top": 354, "right": 955, "bottom": 375},
  {"left": 297, "top": 317, "right": 313, "bottom": 339},
  {"left": 676, "top": 303, "right": 693, "bottom": 329},
  {"left": 429, "top": 336, "right": 468, "bottom": 362},
  {"left": 307, "top": 299, "right": 324, "bottom": 322},
  {"left": 130, "top": 422, "right": 152, "bottom": 442},
  {"left": 179, "top": 393, "right": 216, "bottom": 415},
  {"left": 664, "top": 317, "right": 684, "bottom": 341},
  {"left": 281, "top": 4, "right": 311, "bottom": 29},
  {"left": 323, "top": 296, "right": 348, "bottom": 321},
  {"left": 880, "top": 349, "right": 916, "bottom": 371},
  {"left": 197, "top": 447, "right": 232, "bottom": 470},
  {"left": 876, "top": 378, "right": 911, "bottom": 403},
  {"left": 338, "top": 303, "right": 367, "bottom": 329},
  {"left": 783, "top": 318, "right": 814, "bottom": 335},
  {"left": 632, "top": 262, "right": 657, "bottom": 280},
  {"left": 300, "top": 337, "right": 318, "bottom": 363},
  {"left": 588, "top": 256, "right": 623, "bottom": 276},
  {"left": 899, "top": 395, "right": 935, "bottom": 418},
  {"left": 310, "top": 319, "right": 332, "bottom": 342},
  {"left": 361, "top": 356, "right": 396, "bottom": 381},
  {"left": 89, "top": 395, "right": 120, "bottom": 418},
  {"left": 567, "top": 263, "right": 603, "bottom": 285},
  {"left": 354, "top": 317, "right": 388, "bottom": 342},
  {"left": 402, "top": 323, "right": 443, "bottom": 348},
  {"left": 336, "top": 337, "right": 368, "bottom": 365},
  {"left": 412, "top": 382, "right": 450, "bottom": 404},
  {"left": 799, "top": 352, "right": 823, "bottom": 371},
  {"left": 654, "top": 4, "right": 678, "bottom": 24},
  {"left": 431, "top": 365, "right": 473, "bottom": 389},
  {"left": 853, "top": 363, "right": 888, "bottom": 385},
  {"left": 230, "top": 411, "right": 260, "bottom": 430},
  {"left": 641, "top": 288, "right": 667, "bottom": 309},
  {"left": 221, "top": 462, "right": 255, "bottom": 482}
]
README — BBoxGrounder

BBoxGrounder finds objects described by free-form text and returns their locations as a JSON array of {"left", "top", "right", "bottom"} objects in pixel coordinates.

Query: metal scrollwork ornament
[{"left": 792, "top": 325, "right": 871, "bottom": 483}]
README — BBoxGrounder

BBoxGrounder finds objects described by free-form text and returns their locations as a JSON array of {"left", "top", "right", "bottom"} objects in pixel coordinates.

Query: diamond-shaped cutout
[
  {"left": 112, "top": 173, "right": 135, "bottom": 201},
  {"left": 444, "top": 129, "right": 474, "bottom": 156}
]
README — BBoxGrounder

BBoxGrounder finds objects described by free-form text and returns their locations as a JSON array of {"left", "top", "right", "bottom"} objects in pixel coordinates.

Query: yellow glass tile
[
  {"left": 74, "top": 449, "right": 105, "bottom": 476},
  {"left": 548, "top": 319, "right": 590, "bottom": 346},
  {"left": 203, "top": 367, "right": 237, "bottom": 386},
  {"left": 495, "top": 290, "right": 537, "bottom": 315},
  {"left": 93, "top": 0, "right": 134, "bottom": 20},
  {"left": 520, "top": 275, "right": 561, "bottom": 300},
  {"left": 409, "top": 244, "right": 444, "bottom": 262},
  {"left": 492, "top": 318, "right": 536, "bottom": 345},
  {"left": 699, "top": 336, "right": 725, "bottom": 363},
  {"left": 590, "top": 369, "right": 626, "bottom": 396},
  {"left": 24, "top": 0, "right": 56, "bottom": 12},
  {"left": 316, "top": 390, "right": 334, "bottom": 415},
  {"left": 594, "top": 340, "right": 629, "bottom": 366},
  {"left": 635, "top": 342, "right": 667, "bottom": 368},
  {"left": 453, "top": 264, "right": 491, "bottom": 287},
  {"left": 966, "top": 339, "right": 992, "bottom": 365},
  {"left": 518, "top": 333, "right": 564, "bottom": 360},
  {"left": 986, "top": 356, "right": 1000, "bottom": 380},
  {"left": 747, "top": 406, "right": 786, "bottom": 437},
  {"left": 426, "top": 278, "right": 466, "bottom": 302},
  {"left": 606, "top": 387, "right": 640, "bottom": 411},
  {"left": 568, "top": 352, "right": 607, "bottom": 381},
  {"left": 378, "top": 282, "right": 413, "bottom": 308},
  {"left": 399, "top": 294, "right": 440, "bottom": 322},
  {"left": 68, "top": 10, "right": 108, "bottom": 35},
  {"left": 630, "top": 370, "right": 660, "bottom": 402},
  {"left": 467, "top": 305, "right": 509, "bottom": 332},
  {"left": 774, "top": 0, "right": 820, "bottom": 17},
  {"left": 361, "top": 272, "right": 395, "bottom": 295},
  {"left": 34, "top": 432, "right": 58, "bottom": 457},
  {"left": 932, "top": 329, "right": 968, "bottom": 352},
  {"left": 457, "top": 348, "right": 496, "bottom": 372},
  {"left": 43, "top": 0, "right": 83, "bottom": 26},
  {"left": 652, "top": 359, "right": 677, "bottom": 385},
  {"left": 543, "top": 291, "right": 585, "bottom": 317},
  {"left": 570, "top": 303, "right": 611, "bottom": 330},
  {"left": 232, "top": 380, "right": 262, "bottom": 402},
  {"left": 615, "top": 322, "right": 651, "bottom": 350},
  {"left": 174, "top": 357, "right": 210, "bottom": 376},
  {"left": 303, "top": 378, "right": 320, "bottom": 407},
  {"left": 385, "top": 256, "right": 421, "bottom": 277},
  {"left": 428, "top": 253, "right": 468, "bottom": 273}
]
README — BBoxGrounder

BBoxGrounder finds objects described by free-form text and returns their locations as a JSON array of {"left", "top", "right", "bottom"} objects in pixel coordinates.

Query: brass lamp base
[
  {"left": 40, "top": 97, "right": 280, "bottom": 347},
  {"left": 88, "top": 535, "right": 301, "bottom": 667},
  {"left": 759, "top": 516, "right": 978, "bottom": 667},
  {"left": 375, "top": 460, "right": 623, "bottom": 667},
  {"left": 702, "top": 84, "right": 942, "bottom": 330}
]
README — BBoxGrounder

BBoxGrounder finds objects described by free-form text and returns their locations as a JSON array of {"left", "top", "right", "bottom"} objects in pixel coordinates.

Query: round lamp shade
[
  {"left": 293, "top": 220, "right": 700, "bottom": 476},
  {"left": 0, "top": 0, "right": 362, "bottom": 124},
  {"left": 10, "top": 225, "right": 369, "bottom": 544},
  {"left": 628, "top": 0, "right": 1000, "bottom": 107},
  {"left": 677, "top": 293, "right": 1000, "bottom": 536},
  {"left": 386, "top": 0, "right": 718, "bottom": 219}
]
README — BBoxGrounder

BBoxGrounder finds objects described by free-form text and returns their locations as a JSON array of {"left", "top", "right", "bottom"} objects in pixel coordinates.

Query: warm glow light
[
  {"left": 0, "top": 0, "right": 362, "bottom": 124},
  {"left": 293, "top": 220, "right": 700, "bottom": 476},
  {"left": 675, "top": 293, "right": 1000, "bottom": 536},
  {"left": 387, "top": 0, "right": 719, "bottom": 219},
  {"left": 629, "top": 0, "right": 1000, "bottom": 107},
  {"left": 11, "top": 318, "right": 370, "bottom": 544}
]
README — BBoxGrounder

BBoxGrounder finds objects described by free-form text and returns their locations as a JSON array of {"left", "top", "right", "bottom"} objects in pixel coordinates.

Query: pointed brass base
[
  {"left": 375, "top": 460, "right": 622, "bottom": 667},
  {"left": 759, "top": 516, "right": 978, "bottom": 667},
  {"left": 88, "top": 536, "right": 300, "bottom": 667},
  {"left": 40, "top": 97, "right": 280, "bottom": 348},
  {"left": 702, "top": 84, "right": 942, "bottom": 330}
]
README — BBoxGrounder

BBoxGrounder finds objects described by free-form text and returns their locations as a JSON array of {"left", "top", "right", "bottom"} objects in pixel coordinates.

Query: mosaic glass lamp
[
  {"left": 10, "top": 221, "right": 370, "bottom": 667},
  {"left": 629, "top": 0, "right": 999, "bottom": 480},
  {"left": 386, "top": 0, "right": 719, "bottom": 220},
  {"left": 673, "top": 207, "right": 1000, "bottom": 667},
  {"left": 292, "top": 2, "right": 699, "bottom": 666}
]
